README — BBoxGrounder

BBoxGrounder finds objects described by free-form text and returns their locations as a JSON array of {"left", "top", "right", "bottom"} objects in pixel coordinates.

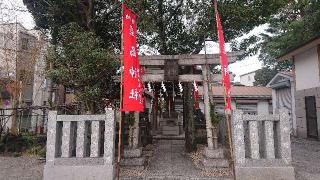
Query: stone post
[
  {"left": 279, "top": 108, "right": 292, "bottom": 164},
  {"left": 264, "top": 121, "right": 275, "bottom": 159},
  {"left": 90, "top": 121, "right": 101, "bottom": 157},
  {"left": 76, "top": 121, "right": 86, "bottom": 157},
  {"left": 232, "top": 110, "right": 245, "bottom": 165},
  {"left": 248, "top": 121, "right": 260, "bottom": 159},
  {"left": 46, "top": 111, "right": 58, "bottom": 165},
  {"left": 61, "top": 121, "right": 72, "bottom": 158},
  {"left": 104, "top": 109, "right": 115, "bottom": 165},
  {"left": 202, "top": 64, "right": 214, "bottom": 149},
  {"left": 132, "top": 112, "right": 140, "bottom": 149}
]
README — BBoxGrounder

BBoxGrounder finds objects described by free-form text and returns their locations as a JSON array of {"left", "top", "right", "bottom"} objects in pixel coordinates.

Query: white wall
[
  {"left": 295, "top": 47, "right": 320, "bottom": 91},
  {"left": 257, "top": 101, "right": 269, "bottom": 115},
  {"left": 240, "top": 72, "right": 256, "bottom": 86}
]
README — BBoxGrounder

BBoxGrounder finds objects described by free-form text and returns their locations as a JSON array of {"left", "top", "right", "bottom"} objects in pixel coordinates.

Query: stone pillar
[
  {"left": 90, "top": 121, "right": 101, "bottom": 157},
  {"left": 61, "top": 121, "right": 72, "bottom": 158},
  {"left": 104, "top": 109, "right": 116, "bottom": 165},
  {"left": 264, "top": 121, "right": 275, "bottom": 159},
  {"left": 132, "top": 112, "right": 140, "bottom": 149},
  {"left": 202, "top": 64, "right": 214, "bottom": 149},
  {"left": 272, "top": 89, "right": 277, "bottom": 114},
  {"left": 46, "top": 111, "right": 58, "bottom": 165},
  {"left": 76, "top": 121, "right": 86, "bottom": 157},
  {"left": 232, "top": 110, "right": 245, "bottom": 166},
  {"left": 278, "top": 108, "right": 292, "bottom": 164},
  {"left": 248, "top": 121, "right": 260, "bottom": 159}
]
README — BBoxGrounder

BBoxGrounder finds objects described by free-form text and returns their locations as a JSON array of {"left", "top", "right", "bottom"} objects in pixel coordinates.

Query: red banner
[
  {"left": 193, "top": 81, "right": 199, "bottom": 109},
  {"left": 122, "top": 5, "right": 144, "bottom": 112},
  {"left": 215, "top": 13, "right": 232, "bottom": 110}
]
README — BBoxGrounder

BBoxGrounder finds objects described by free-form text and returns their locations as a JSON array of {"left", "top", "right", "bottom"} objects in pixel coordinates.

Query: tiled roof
[{"left": 212, "top": 86, "right": 272, "bottom": 97}]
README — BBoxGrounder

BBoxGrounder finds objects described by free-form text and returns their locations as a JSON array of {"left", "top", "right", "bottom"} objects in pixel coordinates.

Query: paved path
[
  {"left": 146, "top": 139, "right": 203, "bottom": 178},
  {"left": 0, "top": 157, "right": 44, "bottom": 180},
  {"left": 1, "top": 137, "right": 320, "bottom": 179},
  {"left": 292, "top": 138, "right": 320, "bottom": 180}
]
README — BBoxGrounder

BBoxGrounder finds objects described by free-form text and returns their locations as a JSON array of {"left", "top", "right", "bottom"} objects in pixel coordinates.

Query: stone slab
[
  {"left": 44, "top": 164, "right": 114, "bottom": 180},
  {"left": 124, "top": 148, "right": 142, "bottom": 158},
  {"left": 54, "top": 158, "right": 104, "bottom": 166},
  {"left": 162, "top": 125, "right": 179, "bottom": 131},
  {"left": 202, "top": 158, "right": 229, "bottom": 168},
  {"left": 203, "top": 147, "right": 225, "bottom": 159},
  {"left": 120, "top": 157, "right": 146, "bottom": 166},
  {"left": 235, "top": 166, "right": 295, "bottom": 180},
  {"left": 162, "top": 125, "right": 180, "bottom": 136}
]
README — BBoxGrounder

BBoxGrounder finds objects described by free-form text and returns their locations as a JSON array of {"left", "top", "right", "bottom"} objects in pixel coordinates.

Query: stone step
[
  {"left": 203, "top": 147, "right": 225, "bottom": 159},
  {"left": 124, "top": 148, "right": 142, "bottom": 158},
  {"left": 162, "top": 125, "right": 179, "bottom": 131},
  {"left": 162, "top": 125, "right": 180, "bottom": 136},
  {"left": 153, "top": 135, "right": 185, "bottom": 140},
  {"left": 120, "top": 157, "right": 146, "bottom": 166},
  {"left": 202, "top": 158, "right": 230, "bottom": 168}
]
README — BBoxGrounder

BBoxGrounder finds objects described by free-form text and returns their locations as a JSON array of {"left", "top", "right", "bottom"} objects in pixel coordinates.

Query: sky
[{"left": 2, "top": 0, "right": 263, "bottom": 82}]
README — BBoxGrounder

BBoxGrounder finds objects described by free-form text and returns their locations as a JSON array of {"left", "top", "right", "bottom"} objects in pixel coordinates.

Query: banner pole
[
  {"left": 213, "top": 0, "right": 235, "bottom": 179},
  {"left": 117, "top": 1, "right": 125, "bottom": 179}
]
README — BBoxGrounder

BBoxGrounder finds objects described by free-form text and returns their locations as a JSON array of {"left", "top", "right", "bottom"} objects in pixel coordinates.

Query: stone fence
[
  {"left": 43, "top": 110, "right": 115, "bottom": 180},
  {"left": 232, "top": 109, "right": 295, "bottom": 180}
]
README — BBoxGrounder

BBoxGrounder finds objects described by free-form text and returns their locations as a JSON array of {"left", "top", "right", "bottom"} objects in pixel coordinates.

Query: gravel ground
[
  {"left": 0, "top": 137, "right": 319, "bottom": 180},
  {"left": 0, "top": 157, "right": 44, "bottom": 180}
]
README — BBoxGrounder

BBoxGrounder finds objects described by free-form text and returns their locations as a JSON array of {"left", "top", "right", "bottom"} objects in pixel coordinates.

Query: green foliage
[
  {"left": 23, "top": 0, "right": 293, "bottom": 109},
  {"left": 127, "top": 0, "right": 288, "bottom": 55},
  {"left": 24, "top": 145, "right": 46, "bottom": 158},
  {"left": 254, "top": 67, "right": 278, "bottom": 86},
  {"left": 233, "top": 0, "right": 320, "bottom": 81},
  {"left": 0, "top": 133, "right": 46, "bottom": 157},
  {"left": 210, "top": 103, "right": 222, "bottom": 125},
  {"left": 24, "top": 0, "right": 287, "bottom": 55},
  {"left": 48, "top": 23, "right": 119, "bottom": 113}
]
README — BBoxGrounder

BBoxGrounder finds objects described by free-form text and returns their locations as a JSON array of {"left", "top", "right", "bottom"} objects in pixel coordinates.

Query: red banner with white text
[
  {"left": 215, "top": 13, "right": 232, "bottom": 110},
  {"left": 122, "top": 4, "right": 144, "bottom": 112}
]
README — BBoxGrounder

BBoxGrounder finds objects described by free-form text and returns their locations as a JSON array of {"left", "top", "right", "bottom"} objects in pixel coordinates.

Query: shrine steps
[{"left": 152, "top": 134, "right": 185, "bottom": 140}]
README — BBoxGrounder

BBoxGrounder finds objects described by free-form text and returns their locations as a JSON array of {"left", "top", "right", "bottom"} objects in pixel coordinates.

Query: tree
[
  {"left": 23, "top": 0, "right": 291, "bottom": 112},
  {"left": 48, "top": 23, "right": 119, "bottom": 113},
  {"left": 129, "top": 0, "right": 289, "bottom": 55},
  {"left": 234, "top": 1, "right": 320, "bottom": 85}
]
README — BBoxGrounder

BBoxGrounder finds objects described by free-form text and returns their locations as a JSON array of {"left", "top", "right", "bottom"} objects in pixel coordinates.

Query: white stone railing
[
  {"left": 232, "top": 108, "right": 292, "bottom": 166},
  {"left": 44, "top": 109, "right": 115, "bottom": 180}
]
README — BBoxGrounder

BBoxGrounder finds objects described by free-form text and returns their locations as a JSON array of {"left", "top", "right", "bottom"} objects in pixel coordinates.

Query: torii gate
[{"left": 129, "top": 52, "right": 239, "bottom": 150}]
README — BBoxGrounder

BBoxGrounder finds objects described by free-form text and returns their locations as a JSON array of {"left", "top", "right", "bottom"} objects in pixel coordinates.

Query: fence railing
[
  {"left": 232, "top": 108, "right": 292, "bottom": 166},
  {"left": 44, "top": 109, "right": 115, "bottom": 180}
]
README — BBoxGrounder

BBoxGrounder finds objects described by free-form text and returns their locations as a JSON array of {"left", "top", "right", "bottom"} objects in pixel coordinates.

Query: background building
[
  {"left": 278, "top": 36, "right": 320, "bottom": 139},
  {"left": 239, "top": 70, "right": 256, "bottom": 86},
  {"left": 0, "top": 22, "right": 48, "bottom": 133}
]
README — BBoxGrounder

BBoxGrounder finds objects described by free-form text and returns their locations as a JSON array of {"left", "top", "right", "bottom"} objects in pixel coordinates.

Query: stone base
[
  {"left": 120, "top": 156, "right": 146, "bottom": 166},
  {"left": 124, "top": 148, "right": 142, "bottom": 158},
  {"left": 202, "top": 158, "right": 229, "bottom": 168},
  {"left": 203, "top": 147, "right": 225, "bottom": 159},
  {"left": 44, "top": 164, "right": 114, "bottom": 180},
  {"left": 235, "top": 166, "right": 295, "bottom": 180}
]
